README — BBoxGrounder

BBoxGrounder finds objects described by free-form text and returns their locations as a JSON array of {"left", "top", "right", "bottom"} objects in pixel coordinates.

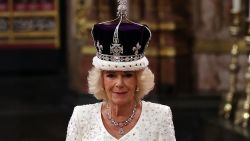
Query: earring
[
  {"left": 101, "top": 88, "right": 104, "bottom": 91},
  {"left": 136, "top": 87, "right": 139, "bottom": 92}
]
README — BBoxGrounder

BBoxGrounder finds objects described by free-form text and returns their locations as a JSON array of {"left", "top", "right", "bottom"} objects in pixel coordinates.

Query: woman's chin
[
  {"left": 110, "top": 96, "right": 129, "bottom": 105},
  {"left": 109, "top": 92, "right": 134, "bottom": 105},
  {"left": 111, "top": 98, "right": 127, "bottom": 105}
]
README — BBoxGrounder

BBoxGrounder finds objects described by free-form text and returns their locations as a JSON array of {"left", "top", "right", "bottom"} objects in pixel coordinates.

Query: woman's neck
[{"left": 107, "top": 101, "right": 136, "bottom": 121}]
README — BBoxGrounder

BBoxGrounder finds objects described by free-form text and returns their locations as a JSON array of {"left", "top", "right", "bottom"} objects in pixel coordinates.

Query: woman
[
  {"left": 66, "top": 67, "right": 176, "bottom": 141},
  {"left": 66, "top": 1, "right": 176, "bottom": 140}
]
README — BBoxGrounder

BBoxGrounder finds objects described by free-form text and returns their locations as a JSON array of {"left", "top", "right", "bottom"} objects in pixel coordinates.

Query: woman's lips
[{"left": 113, "top": 92, "right": 127, "bottom": 95}]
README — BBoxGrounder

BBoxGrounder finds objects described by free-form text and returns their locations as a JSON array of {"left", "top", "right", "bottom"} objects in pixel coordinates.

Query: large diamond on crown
[
  {"left": 110, "top": 43, "right": 123, "bottom": 62},
  {"left": 110, "top": 43, "right": 123, "bottom": 56}
]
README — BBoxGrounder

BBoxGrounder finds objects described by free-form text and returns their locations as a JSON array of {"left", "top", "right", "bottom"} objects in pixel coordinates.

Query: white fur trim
[{"left": 92, "top": 56, "right": 149, "bottom": 71}]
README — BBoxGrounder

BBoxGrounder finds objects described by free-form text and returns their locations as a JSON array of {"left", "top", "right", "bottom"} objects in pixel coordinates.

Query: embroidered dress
[{"left": 66, "top": 101, "right": 176, "bottom": 141}]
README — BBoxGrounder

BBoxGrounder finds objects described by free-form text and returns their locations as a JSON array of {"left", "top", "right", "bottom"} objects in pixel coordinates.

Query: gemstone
[
  {"left": 119, "top": 128, "right": 125, "bottom": 135},
  {"left": 119, "top": 122, "right": 124, "bottom": 127}
]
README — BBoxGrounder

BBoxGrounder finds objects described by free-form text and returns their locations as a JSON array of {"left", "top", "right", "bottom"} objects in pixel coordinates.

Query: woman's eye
[
  {"left": 106, "top": 73, "right": 115, "bottom": 78},
  {"left": 124, "top": 73, "right": 133, "bottom": 77}
]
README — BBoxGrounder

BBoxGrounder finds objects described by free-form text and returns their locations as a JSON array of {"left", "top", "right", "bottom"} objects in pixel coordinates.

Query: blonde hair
[{"left": 87, "top": 67, "right": 155, "bottom": 101}]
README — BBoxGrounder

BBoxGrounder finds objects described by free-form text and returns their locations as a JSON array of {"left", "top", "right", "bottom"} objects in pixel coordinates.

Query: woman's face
[{"left": 102, "top": 71, "right": 137, "bottom": 105}]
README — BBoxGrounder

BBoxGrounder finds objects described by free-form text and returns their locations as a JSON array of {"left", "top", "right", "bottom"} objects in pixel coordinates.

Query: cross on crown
[{"left": 110, "top": 43, "right": 123, "bottom": 56}]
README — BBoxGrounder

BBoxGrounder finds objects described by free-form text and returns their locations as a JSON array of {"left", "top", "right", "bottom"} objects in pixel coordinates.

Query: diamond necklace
[{"left": 106, "top": 103, "right": 137, "bottom": 135}]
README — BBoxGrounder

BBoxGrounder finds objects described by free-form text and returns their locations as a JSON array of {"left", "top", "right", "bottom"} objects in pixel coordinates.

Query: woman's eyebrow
[
  {"left": 105, "top": 71, "right": 116, "bottom": 74},
  {"left": 124, "top": 71, "right": 134, "bottom": 73}
]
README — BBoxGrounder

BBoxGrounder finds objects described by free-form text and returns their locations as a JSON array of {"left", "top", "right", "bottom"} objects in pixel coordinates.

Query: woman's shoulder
[
  {"left": 142, "top": 101, "right": 173, "bottom": 123},
  {"left": 142, "top": 101, "right": 171, "bottom": 111},
  {"left": 142, "top": 101, "right": 172, "bottom": 117},
  {"left": 73, "top": 102, "right": 101, "bottom": 116}
]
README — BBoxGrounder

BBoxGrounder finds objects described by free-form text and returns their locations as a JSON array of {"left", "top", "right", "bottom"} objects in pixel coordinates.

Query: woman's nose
[{"left": 115, "top": 76, "right": 124, "bottom": 88}]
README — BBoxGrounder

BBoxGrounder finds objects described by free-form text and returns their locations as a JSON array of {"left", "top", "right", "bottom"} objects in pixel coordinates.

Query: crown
[
  {"left": 91, "top": 23, "right": 151, "bottom": 71},
  {"left": 90, "top": 0, "right": 151, "bottom": 71}
]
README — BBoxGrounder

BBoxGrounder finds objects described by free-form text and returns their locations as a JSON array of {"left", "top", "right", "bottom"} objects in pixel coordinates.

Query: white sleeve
[
  {"left": 158, "top": 107, "right": 176, "bottom": 141},
  {"left": 66, "top": 106, "right": 82, "bottom": 141}
]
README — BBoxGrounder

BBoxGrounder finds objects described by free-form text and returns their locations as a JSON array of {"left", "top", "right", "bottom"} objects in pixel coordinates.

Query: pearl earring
[
  {"left": 101, "top": 88, "right": 104, "bottom": 91},
  {"left": 136, "top": 87, "right": 139, "bottom": 92}
]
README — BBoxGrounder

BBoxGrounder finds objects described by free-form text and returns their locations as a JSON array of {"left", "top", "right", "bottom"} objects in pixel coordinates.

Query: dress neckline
[{"left": 97, "top": 101, "right": 145, "bottom": 141}]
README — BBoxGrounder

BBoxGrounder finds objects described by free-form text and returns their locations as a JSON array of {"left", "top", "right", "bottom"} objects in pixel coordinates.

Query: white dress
[{"left": 66, "top": 101, "right": 176, "bottom": 141}]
